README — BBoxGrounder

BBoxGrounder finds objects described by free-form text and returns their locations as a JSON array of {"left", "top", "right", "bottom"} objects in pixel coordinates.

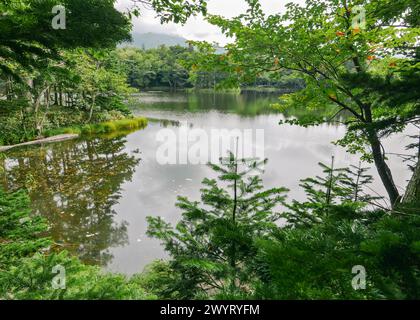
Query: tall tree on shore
[
  {"left": 205, "top": 0, "right": 419, "bottom": 207},
  {"left": 0, "top": 0, "right": 131, "bottom": 79},
  {"left": 0, "top": 0, "right": 208, "bottom": 79}
]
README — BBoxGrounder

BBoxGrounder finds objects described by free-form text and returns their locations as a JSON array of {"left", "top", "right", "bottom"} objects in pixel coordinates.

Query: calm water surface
[{"left": 1, "top": 92, "right": 414, "bottom": 274}]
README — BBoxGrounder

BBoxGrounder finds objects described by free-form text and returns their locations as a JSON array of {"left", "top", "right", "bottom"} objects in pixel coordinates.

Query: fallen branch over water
[
  {"left": 0, "top": 134, "right": 79, "bottom": 152},
  {"left": 0, "top": 117, "right": 148, "bottom": 153}
]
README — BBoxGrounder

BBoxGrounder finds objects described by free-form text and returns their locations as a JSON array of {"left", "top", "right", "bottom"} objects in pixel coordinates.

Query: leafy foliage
[
  {"left": 145, "top": 154, "right": 419, "bottom": 300},
  {"left": 147, "top": 153, "right": 288, "bottom": 298},
  {"left": 0, "top": 188, "right": 50, "bottom": 267},
  {"left": 254, "top": 207, "right": 420, "bottom": 299},
  {"left": 0, "top": 0, "right": 131, "bottom": 79},
  {"left": 0, "top": 0, "right": 212, "bottom": 145},
  {"left": 284, "top": 158, "right": 382, "bottom": 227},
  {"left": 128, "top": 0, "right": 208, "bottom": 24},
  {"left": 204, "top": 0, "right": 420, "bottom": 206},
  {"left": 0, "top": 188, "right": 155, "bottom": 300}
]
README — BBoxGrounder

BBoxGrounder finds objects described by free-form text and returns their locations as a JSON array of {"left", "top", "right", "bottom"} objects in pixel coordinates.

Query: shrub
[
  {"left": 1, "top": 251, "right": 156, "bottom": 300},
  {"left": 0, "top": 188, "right": 155, "bottom": 300}
]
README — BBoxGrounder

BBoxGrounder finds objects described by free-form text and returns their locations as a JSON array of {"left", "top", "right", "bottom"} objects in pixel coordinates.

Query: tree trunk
[
  {"left": 59, "top": 87, "right": 63, "bottom": 106},
  {"left": 34, "top": 86, "right": 49, "bottom": 137},
  {"left": 6, "top": 76, "right": 13, "bottom": 100},
  {"left": 88, "top": 94, "right": 96, "bottom": 122},
  {"left": 54, "top": 86, "right": 58, "bottom": 105},
  {"left": 368, "top": 130, "right": 401, "bottom": 207},
  {"left": 403, "top": 160, "right": 420, "bottom": 204},
  {"left": 363, "top": 105, "right": 400, "bottom": 207},
  {"left": 230, "top": 139, "right": 239, "bottom": 292},
  {"left": 326, "top": 155, "right": 335, "bottom": 205}
]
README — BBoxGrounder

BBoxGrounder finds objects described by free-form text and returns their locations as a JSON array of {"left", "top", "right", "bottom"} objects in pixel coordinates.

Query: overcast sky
[{"left": 116, "top": 0, "right": 304, "bottom": 45}]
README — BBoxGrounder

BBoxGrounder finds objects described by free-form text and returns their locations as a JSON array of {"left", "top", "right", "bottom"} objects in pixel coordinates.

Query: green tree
[
  {"left": 284, "top": 158, "right": 380, "bottom": 227},
  {"left": 0, "top": 0, "right": 210, "bottom": 144},
  {"left": 0, "top": 0, "right": 131, "bottom": 79},
  {"left": 205, "top": 0, "right": 420, "bottom": 207},
  {"left": 0, "top": 188, "right": 50, "bottom": 267},
  {"left": 68, "top": 49, "right": 134, "bottom": 122},
  {"left": 146, "top": 152, "right": 288, "bottom": 298},
  {"left": 0, "top": 187, "right": 155, "bottom": 300},
  {"left": 117, "top": 46, "right": 193, "bottom": 90},
  {"left": 254, "top": 206, "right": 420, "bottom": 299},
  {"left": 128, "top": 0, "right": 207, "bottom": 24},
  {"left": 0, "top": 0, "right": 208, "bottom": 79}
]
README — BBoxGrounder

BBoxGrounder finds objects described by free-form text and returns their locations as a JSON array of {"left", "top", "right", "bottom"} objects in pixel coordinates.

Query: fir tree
[
  {"left": 146, "top": 151, "right": 288, "bottom": 298},
  {"left": 284, "top": 157, "right": 380, "bottom": 227},
  {"left": 342, "top": 162, "right": 383, "bottom": 204}
]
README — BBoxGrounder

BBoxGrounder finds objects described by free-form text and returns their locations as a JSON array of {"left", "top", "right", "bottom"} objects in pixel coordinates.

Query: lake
[{"left": 1, "top": 91, "right": 414, "bottom": 275}]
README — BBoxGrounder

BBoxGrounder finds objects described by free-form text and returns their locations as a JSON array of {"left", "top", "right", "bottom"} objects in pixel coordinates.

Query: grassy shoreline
[
  {"left": 44, "top": 117, "right": 148, "bottom": 138},
  {"left": 0, "top": 117, "right": 148, "bottom": 150}
]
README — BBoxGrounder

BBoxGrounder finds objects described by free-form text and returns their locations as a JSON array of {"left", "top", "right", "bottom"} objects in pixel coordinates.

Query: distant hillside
[
  {"left": 121, "top": 32, "right": 226, "bottom": 54},
  {"left": 124, "top": 32, "right": 188, "bottom": 49}
]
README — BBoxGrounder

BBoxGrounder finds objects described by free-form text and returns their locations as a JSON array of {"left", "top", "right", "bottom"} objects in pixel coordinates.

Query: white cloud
[{"left": 116, "top": 0, "right": 305, "bottom": 45}]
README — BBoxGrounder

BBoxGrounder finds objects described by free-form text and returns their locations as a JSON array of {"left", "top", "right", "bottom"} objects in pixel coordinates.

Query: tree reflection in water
[{"left": 1, "top": 135, "right": 140, "bottom": 267}]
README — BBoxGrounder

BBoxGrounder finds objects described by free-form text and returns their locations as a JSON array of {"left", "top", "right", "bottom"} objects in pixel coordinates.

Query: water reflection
[
  {"left": 130, "top": 91, "right": 336, "bottom": 122},
  {"left": 1, "top": 136, "right": 140, "bottom": 267},
  {"left": 0, "top": 92, "right": 413, "bottom": 275},
  {"left": 131, "top": 91, "right": 284, "bottom": 116}
]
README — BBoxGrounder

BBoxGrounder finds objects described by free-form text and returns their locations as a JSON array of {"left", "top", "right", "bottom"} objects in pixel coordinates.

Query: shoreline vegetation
[
  {"left": 1, "top": 155, "right": 419, "bottom": 300},
  {"left": 44, "top": 117, "right": 148, "bottom": 137},
  {"left": 0, "top": 117, "right": 148, "bottom": 151},
  {"left": 141, "top": 86, "right": 292, "bottom": 94}
]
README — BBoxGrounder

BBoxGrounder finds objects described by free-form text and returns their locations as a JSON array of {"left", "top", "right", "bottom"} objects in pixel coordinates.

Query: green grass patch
[{"left": 45, "top": 117, "right": 148, "bottom": 138}]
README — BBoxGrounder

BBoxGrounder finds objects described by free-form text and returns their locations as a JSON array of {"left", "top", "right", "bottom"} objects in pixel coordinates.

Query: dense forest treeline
[
  {"left": 0, "top": 0, "right": 419, "bottom": 300},
  {"left": 116, "top": 45, "right": 305, "bottom": 91},
  {"left": 0, "top": 0, "right": 208, "bottom": 146},
  {"left": 0, "top": 0, "right": 133, "bottom": 145}
]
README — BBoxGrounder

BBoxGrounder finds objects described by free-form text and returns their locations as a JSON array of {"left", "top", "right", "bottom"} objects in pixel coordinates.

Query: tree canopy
[
  {"left": 203, "top": 0, "right": 419, "bottom": 206},
  {"left": 0, "top": 0, "right": 131, "bottom": 79}
]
